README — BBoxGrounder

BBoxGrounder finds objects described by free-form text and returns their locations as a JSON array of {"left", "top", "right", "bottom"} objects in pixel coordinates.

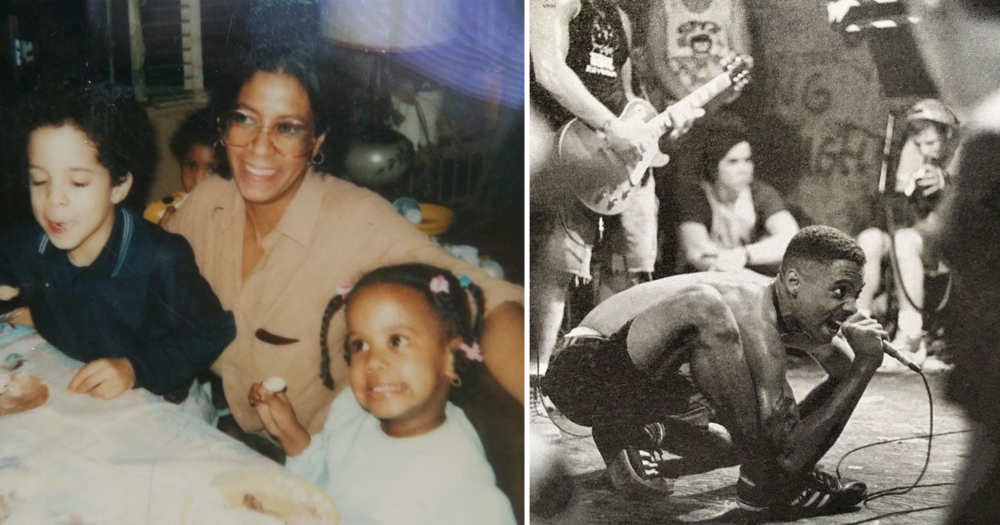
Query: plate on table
[
  {"left": 0, "top": 371, "right": 49, "bottom": 417},
  {"left": 181, "top": 468, "right": 338, "bottom": 524}
]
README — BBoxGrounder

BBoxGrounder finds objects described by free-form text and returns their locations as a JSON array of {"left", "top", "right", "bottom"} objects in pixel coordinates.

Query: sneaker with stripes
[
  {"left": 737, "top": 468, "right": 867, "bottom": 516},
  {"left": 607, "top": 422, "right": 674, "bottom": 496}
]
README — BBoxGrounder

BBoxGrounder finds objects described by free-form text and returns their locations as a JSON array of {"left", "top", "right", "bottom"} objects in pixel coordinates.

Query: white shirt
[{"left": 285, "top": 390, "right": 516, "bottom": 525}]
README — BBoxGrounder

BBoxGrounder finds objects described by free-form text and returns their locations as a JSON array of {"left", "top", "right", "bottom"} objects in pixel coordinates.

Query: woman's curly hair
[{"left": 207, "top": 45, "right": 357, "bottom": 172}]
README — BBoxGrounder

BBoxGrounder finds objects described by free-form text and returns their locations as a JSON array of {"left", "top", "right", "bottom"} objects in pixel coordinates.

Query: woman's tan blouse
[{"left": 167, "top": 170, "right": 523, "bottom": 435}]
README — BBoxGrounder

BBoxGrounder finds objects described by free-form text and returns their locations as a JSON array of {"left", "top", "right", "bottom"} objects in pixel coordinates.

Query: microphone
[{"left": 882, "top": 339, "right": 923, "bottom": 373}]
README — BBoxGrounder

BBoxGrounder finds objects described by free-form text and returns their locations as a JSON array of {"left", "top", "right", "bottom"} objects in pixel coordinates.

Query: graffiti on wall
[
  {"left": 810, "top": 120, "right": 883, "bottom": 180},
  {"left": 757, "top": 37, "right": 888, "bottom": 231}
]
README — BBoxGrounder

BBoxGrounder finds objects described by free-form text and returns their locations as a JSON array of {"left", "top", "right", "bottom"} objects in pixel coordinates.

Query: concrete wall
[{"left": 749, "top": 0, "right": 903, "bottom": 235}]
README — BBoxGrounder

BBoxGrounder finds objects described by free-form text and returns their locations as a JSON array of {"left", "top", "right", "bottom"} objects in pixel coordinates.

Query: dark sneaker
[
  {"left": 737, "top": 469, "right": 867, "bottom": 516},
  {"left": 607, "top": 422, "right": 674, "bottom": 496}
]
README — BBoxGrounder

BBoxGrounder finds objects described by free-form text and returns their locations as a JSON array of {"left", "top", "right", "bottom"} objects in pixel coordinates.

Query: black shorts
[{"left": 541, "top": 321, "right": 715, "bottom": 433}]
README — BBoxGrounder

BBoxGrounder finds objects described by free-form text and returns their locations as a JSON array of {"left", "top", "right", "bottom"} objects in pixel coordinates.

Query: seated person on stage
[
  {"left": 543, "top": 226, "right": 885, "bottom": 516},
  {"left": 0, "top": 79, "right": 236, "bottom": 401},
  {"left": 144, "top": 109, "right": 222, "bottom": 224},
  {"left": 249, "top": 265, "right": 516, "bottom": 525},
  {"left": 856, "top": 99, "right": 960, "bottom": 368},
  {"left": 677, "top": 121, "right": 799, "bottom": 275}
]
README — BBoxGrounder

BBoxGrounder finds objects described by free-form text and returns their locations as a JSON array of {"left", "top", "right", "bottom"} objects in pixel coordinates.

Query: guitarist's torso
[
  {"left": 558, "top": 55, "right": 753, "bottom": 215},
  {"left": 531, "top": 0, "right": 629, "bottom": 127}
]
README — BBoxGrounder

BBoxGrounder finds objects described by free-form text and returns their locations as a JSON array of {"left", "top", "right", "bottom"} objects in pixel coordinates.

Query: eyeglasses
[{"left": 217, "top": 111, "right": 315, "bottom": 157}]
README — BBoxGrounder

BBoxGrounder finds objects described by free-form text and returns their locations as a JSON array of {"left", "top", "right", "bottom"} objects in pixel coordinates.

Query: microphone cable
[
  {"left": 834, "top": 368, "right": 972, "bottom": 523},
  {"left": 885, "top": 196, "right": 952, "bottom": 316},
  {"left": 531, "top": 343, "right": 593, "bottom": 438}
]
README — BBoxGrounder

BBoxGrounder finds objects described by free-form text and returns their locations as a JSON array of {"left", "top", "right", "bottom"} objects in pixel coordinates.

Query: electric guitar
[{"left": 558, "top": 55, "right": 753, "bottom": 215}]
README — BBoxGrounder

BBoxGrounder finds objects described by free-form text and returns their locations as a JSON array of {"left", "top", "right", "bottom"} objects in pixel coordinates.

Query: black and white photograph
[{"left": 529, "top": 0, "right": 1000, "bottom": 523}]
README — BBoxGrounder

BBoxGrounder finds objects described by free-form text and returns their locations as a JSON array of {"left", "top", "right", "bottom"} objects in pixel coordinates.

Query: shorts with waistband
[
  {"left": 534, "top": 177, "right": 659, "bottom": 281},
  {"left": 540, "top": 321, "right": 715, "bottom": 434}
]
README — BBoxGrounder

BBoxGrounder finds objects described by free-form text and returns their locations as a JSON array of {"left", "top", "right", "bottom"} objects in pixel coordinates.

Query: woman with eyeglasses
[{"left": 165, "top": 48, "right": 524, "bottom": 461}]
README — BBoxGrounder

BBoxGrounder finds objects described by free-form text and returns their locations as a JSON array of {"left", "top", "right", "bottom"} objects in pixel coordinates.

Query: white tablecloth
[{"left": 0, "top": 325, "right": 338, "bottom": 525}]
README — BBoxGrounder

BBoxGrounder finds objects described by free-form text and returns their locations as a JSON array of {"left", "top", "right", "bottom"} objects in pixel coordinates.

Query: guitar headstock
[{"left": 724, "top": 55, "right": 754, "bottom": 92}]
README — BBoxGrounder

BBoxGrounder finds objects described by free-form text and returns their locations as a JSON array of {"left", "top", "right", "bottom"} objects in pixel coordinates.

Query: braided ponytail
[
  {"left": 433, "top": 277, "right": 485, "bottom": 402},
  {"left": 319, "top": 294, "right": 347, "bottom": 390}
]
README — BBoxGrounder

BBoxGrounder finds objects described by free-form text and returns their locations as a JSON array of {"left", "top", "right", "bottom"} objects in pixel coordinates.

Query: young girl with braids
[{"left": 248, "top": 263, "right": 516, "bottom": 525}]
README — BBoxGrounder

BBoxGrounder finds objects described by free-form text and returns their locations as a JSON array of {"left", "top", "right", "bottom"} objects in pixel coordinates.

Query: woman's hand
[
  {"left": 67, "top": 358, "right": 136, "bottom": 399},
  {"left": 249, "top": 383, "right": 311, "bottom": 456}
]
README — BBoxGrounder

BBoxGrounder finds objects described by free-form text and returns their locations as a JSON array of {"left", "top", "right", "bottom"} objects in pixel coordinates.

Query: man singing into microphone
[{"left": 542, "top": 225, "right": 889, "bottom": 516}]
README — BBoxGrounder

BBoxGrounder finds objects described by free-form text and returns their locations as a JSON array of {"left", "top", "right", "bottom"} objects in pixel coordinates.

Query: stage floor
[{"left": 531, "top": 366, "right": 969, "bottom": 524}]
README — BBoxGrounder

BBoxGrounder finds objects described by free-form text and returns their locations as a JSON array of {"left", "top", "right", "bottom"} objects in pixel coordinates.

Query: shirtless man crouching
[{"left": 542, "top": 225, "right": 887, "bottom": 516}]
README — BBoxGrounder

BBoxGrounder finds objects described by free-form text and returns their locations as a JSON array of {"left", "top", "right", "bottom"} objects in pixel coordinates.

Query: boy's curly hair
[
  {"left": 16, "top": 76, "right": 158, "bottom": 211},
  {"left": 319, "top": 263, "right": 486, "bottom": 402}
]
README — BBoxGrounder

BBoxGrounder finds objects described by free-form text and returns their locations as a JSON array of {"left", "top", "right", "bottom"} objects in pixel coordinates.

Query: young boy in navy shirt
[{"left": 0, "top": 79, "right": 235, "bottom": 400}]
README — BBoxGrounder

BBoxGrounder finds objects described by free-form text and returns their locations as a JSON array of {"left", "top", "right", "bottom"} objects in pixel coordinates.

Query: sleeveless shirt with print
[
  {"left": 653, "top": 0, "right": 744, "bottom": 95},
  {"left": 531, "top": 0, "right": 629, "bottom": 128}
]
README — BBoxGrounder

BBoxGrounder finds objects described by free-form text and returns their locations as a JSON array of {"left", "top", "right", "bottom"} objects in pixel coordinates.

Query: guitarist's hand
[{"left": 663, "top": 104, "right": 705, "bottom": 141}]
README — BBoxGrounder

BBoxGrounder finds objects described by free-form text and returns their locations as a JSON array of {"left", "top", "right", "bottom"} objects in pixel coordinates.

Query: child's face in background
[
  {"left": 28, "top": 125, "right": 131, "bottom": 267},
  {"left": 180, "top": 143, "right": 219, "bottom": 193},
  {"left": 346, "top": 283, "right": 458, "bottom": 438}
]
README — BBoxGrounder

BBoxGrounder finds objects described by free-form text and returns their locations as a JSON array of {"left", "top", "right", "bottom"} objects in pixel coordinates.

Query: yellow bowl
[
  {"left": 417, "top": 203, "right": 455, "bottom": 236},
  {"left": 144, "top": 191, "right": 188, "bottom": 223}
]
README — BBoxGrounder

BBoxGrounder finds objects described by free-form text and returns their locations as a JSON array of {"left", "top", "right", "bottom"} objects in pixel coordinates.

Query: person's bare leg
[
  {"left": 857, "top": 228, "right": 887, "bottom": 316},
  {"left": 657, "top": 422, "right": 740, "bottom": 477},
  {"left": 619, "top": 176, "right": 658, "bottom": 290},
  {"left": 625, "top": 290, "right": 774, "bottom": 477},
  {"left": 531, "top": 271, "right": 571, "bottom": 376},
  {"left": 892, "top": 228, "right": 927, "bottom": 360}
]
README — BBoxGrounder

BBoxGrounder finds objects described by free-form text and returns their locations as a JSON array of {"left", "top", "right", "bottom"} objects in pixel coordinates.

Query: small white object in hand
[{"left": 263, "top": 376, "right": 286, "bottom": 393}]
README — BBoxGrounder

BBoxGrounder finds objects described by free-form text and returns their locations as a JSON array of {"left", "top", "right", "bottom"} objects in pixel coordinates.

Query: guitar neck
[{"left": 648, "top": 72, "right": 734, "bottom": 130}]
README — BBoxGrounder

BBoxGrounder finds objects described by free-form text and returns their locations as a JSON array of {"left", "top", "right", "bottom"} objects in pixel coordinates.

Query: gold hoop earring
[{"left": 451, "top": 376, "right": 462, "bottom": 388}]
